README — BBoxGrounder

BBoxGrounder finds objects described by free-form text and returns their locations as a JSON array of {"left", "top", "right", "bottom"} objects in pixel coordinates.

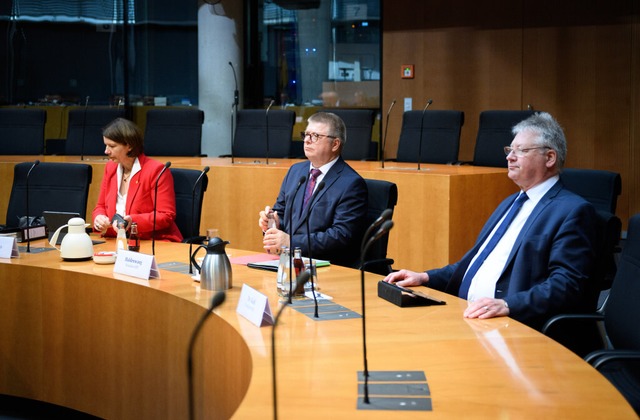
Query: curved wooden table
[{"left": 0, "top": 238, "right": 636, "bottom": 419}]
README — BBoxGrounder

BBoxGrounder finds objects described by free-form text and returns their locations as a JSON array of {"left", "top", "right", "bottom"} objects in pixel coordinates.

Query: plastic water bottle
[
  {"left": 276, "top": 246, "right": 289, "bottom": 296},
  {"left": 116, "top": 222, "right": 127, "bottom": 253}
]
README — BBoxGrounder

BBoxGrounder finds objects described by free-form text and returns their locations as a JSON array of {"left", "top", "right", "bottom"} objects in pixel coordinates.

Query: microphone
[
  {"left": 286, "top": 175, "right": 307, "bottom": 304},
  {"left": 152, "top": 161, "right": 171, "bottom": 255},
  {"left": 228, "top": 62, "right": 239, "bottom": 164},
  {"left": 265, "top": 99, "right": 275, "bottom": 166},
  {"left": 417, "top": 99, "right": 433, "bottom": 171},
  {"left": 80, "top": 95, "right": 90, "bottom": 161},
  {"left": 271, "top": 271, "right": 311, "bottom": 420},
  {"left": 359, "top": 219, "right": 394, "bottom": 404},
  {"left": 360, "top": 208, "right": 393, "bottom": 253},
  {"left": 187, "top": 291, "right": 226, "bottom": 420},
  {"left": 189, "top": 166, "right": 210, "bottom": 275},
  {"left": 381, "top": 99, "right": 396, "bottom": 169},
  {"left": 303, "top": 181, "right": 325, "bottom": 317},
  {"left": 25, "top": 159, "right": 40, "bottom": 253}
]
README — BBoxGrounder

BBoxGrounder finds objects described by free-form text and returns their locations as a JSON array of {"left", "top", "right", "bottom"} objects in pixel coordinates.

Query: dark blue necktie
[{"left": 458, "top": 192, "right": 529, "bottom": 299}]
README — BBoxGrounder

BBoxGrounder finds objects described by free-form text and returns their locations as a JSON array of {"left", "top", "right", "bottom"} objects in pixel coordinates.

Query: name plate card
[
  {"left": 237, "top": 284, "right": 274, "bottom": 327},
  {"left": 114, "top": 250, "right": 160, "bottom": 280},
  {"left": 0, "top": 236, "right": 19, "bottom": 258}
]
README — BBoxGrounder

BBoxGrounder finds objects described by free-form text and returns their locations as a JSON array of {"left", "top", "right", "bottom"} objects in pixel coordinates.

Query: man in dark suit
[
  {"left": 259, "top": 112, "right": 368, "bottom": 267},
  {"left": 384, "top": 112, "right": 597, "bottom": 329}
]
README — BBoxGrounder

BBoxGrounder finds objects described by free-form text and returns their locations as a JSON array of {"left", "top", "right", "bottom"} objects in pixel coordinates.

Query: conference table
[
  {"left": 0, "top": 237, "right": 635, "bottom": 419},
  {"left": 0, "top": 156, "right": 518, "bottom": 271}
]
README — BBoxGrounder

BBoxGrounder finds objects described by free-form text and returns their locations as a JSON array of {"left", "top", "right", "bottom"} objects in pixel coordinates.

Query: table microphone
[
  {"left": 80, "top": 95, "right": 90, "bottom": 161},
  {"left": 359, "top": 220, "right": 394, "bottom": 404},
  {"left": 286, "top": 175, "right": 307, "bottom": 304},
  {"left": 417, "top": 99, "right": 433, "bottom": 171},
  {"left": 228, "top": 62, "right": 239, "bottom": 164},
  {"left": 189, "top": 166, "right": 210, "bottom": 275},
  {"left": 152, "top": 161, "right": 171, "bottom": 255},
  {"left": 360, "top": 208, "right": 393, "bottom": 253},
  {"left": 265, "top": 99, "right": 275, "bottom": 166},
  {"left": 303, "top": 181, "right": 325, "bottom": 317},
  {"left": 271, "top": 271, "right": 311, "bottom": 420},
  {"left": 381, "top": 99, "right": 396, "bottom": 169},
  {"left": 25, "top": 159, "right": 40, "bottom": 253},
  {"left": 187, "top": 291, "right": 226, "bottom": 420}
]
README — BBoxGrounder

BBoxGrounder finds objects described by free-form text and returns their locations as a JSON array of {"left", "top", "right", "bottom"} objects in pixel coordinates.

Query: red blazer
[{"left": 93, "top": 154, "right": 183, "bottom": 242}]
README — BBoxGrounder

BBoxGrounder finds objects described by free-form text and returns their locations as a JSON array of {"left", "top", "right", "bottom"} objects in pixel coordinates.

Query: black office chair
[
  {"left": 361, "top": 179, "right": 398, "bottom": 275},
  {"left": 144, "top": 108, "right": 205, "bottom": 156},
  {"left": 65, "top": 108, "right": 125, "bottom": 155},
  {"left": 4, "top": 162, "right": 92, "bottom": 229},
  {"left": 323, "top": 109, "right": 377, "bottom": 161},
  {"left": 545, "top": 213, "right": 640, "bottom": 415},
  {"left": 171, "top": 168, "right": 209, "bottom": 244},
  {"left": 231, "top": 109, "right": 296, "bottom": 158},
  {"left": 471, "top": 110, "right": 536, "bottom": 167},
  {"left": 0, "top": 109, "right": 47, "bottom": 155},
  {"left": 395, "top": 110, "right": 464, "bottom": 164}
]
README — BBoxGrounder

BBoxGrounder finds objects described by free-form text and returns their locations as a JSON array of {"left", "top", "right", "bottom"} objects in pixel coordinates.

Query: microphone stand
[
  {"left": 417, "top": 99, "right": 433, "bottom": 171},
  {"left": 359, "top": 220, "right": 394, "bottom": 404},
  {"left": 152, "top": 161, "right": 172, "bottom": 255},
  {"left": 272, "top": 272, "right": 311, "bottom": 420},
  {"left": 25, "top": 160, "right": 40, "bottom": 253},
  {"left": 286, "top": 176, "right": 307, "bottom": 304},
  {"left": 304, "top": 181, "right": 325, "bottom": 318},
  {"left": 381, "top": 99, "right": 396, "bottom": 169},
  {"left": 187, "top": 291, "right": 226, "bottom": 420},
  {"left": 265, "top": 99, "right": 275, "bottom": 166},
  {"left": 189, "top": 166, "right": 210, "bottom": 275},
  {"left": 80, "top": 95, "right": 89, "bottom": 161},
  {"left": 228, "top": 62, "right": 239, "bottom": 164}
]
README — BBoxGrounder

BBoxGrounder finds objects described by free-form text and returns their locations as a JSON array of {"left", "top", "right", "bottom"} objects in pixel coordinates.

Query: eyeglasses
[
  {"left": 504, "top": 146, "right": 550, "bottom": 157},
  {"left": 301, "top": 131, "right": 337, "bottom": 143}
]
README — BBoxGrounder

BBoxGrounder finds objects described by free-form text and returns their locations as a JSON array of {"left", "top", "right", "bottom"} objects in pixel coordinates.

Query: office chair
[
  {"left": 471, "top": 110, "right": 536, "bottom": 167},
  {"left": 65, "top": 108, "right": 125, "bottom": 155},
  {"left": 232, "top": 109, "right": 295, "bottom": 158},
  {"left": 322, "top": 109, "right": 377, "bottom": 161},
  {"left": 0, "top": 109, "right": 47, "bottom": 155},
  {"left": 395, "top": 110, "right": 464, "bottom": 164},
  {"left": 144, "top": 108, "right": 205, "bottom": 156},
  {"left": 171, "top": 168, "right": 209, "bottom": 244},
  {"left": 545, "top": 213, "right": 640, "bottom": 415},
  {"left": 361, "top": 179, "right": 398, "bottom": 275},
  {"left": 4, "top": 162, "right": 92, "bottom": 229}
]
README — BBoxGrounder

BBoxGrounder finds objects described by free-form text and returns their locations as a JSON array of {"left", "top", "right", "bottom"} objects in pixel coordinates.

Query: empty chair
[
  {"left": 361, "top": 179, "right": 398, "bottom": 275},
  {"left": 144, "top": 108, "right": 205, "bottom": 156},
  {"left": 472, "top": 110, "right": 536, "bottom": 167},
  {"left": 395, "top": 110, "right": 464, "bottom": 164},
  {"left": 65, "top": 108, "right": 125, "bottom": 155},
  {"left": 232, "top": 109, "right": 295, "bottom": 158},
  {"left": 560, "top": 168, "right": 622, "bottom": 214},
  {"left": 323, "top": 109, "right": 377, "bottom": 161},
  {"left": 4, "top": 162, "right": 92, "bottom": 229},
  {"left": 171, "top": 168, "right": 209, "bottom": 243},
  {"left": 0, "top": 109, "right": 47, "bottom": 155}
]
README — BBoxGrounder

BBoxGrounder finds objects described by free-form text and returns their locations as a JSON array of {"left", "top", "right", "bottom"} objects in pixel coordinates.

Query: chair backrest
[
  {"left": 560, "top": 168, "right": 622, "bottom": 214},
  {"left": 65, "top": 108, "right": 125, "bottom": 155},
  {"left": 170, "top": 168, "right": 209, "bottom": 240},
  {"left": 233, "top": 109, "right": 296, "bottom": 158},
  {"left": 473, "top": 110, "right": 536, "bottom": 167},
  {"left": 5, "top": 162, "right": 92, "bottom": 228},
  {"left": 144, "top": 108, "right": 204, "bottom": 156},
  {"left": 322, "top": 109, "right": 376, "bottom": 161},
  {"left": 396, "top": 110, "right": 464, "bottom": 164},
  {"left": 604, "top": 213, "right": 640, "bottom": 351},
  {"left": 363, "top": 179, "right": 398, "bottom": 274},
  {"left": 0, "top": 109, "right": 47, "bottom": 155}
]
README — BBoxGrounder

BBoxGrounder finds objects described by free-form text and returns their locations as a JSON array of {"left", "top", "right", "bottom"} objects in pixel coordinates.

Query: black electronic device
[{"left": 377, "top": 280, "right": 446, "bottom": 307}]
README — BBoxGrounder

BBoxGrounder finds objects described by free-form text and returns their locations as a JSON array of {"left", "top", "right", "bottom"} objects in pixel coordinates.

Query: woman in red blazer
[{"left": 92, "top": 118, "right": 183, "bottom": 242}]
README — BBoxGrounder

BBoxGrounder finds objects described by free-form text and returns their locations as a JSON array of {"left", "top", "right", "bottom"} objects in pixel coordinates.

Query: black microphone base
[{"left": 377, "top": 281, "right": 446, "bottom": 307}]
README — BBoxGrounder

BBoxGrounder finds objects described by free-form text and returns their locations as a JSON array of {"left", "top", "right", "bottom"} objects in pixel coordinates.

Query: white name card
[
  {"left": 0, "top": 236, "right": 19, "bottom": 258},
  {"left": 113, "top": 250, "right": 160, "bottom": 280},
  {"left": 236, "top": 284, "right": 273, "bottom": 327}
]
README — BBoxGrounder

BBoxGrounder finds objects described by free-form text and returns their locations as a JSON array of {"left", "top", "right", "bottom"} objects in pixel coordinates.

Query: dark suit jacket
[
  {"left": 273, "top": 157, "right": 368, "bottom": 267},
  {"left": 93, "top": 154, "right": 183, "bottom": 242},
  {"left": 427, "top": 181, "right": 597, "bottom": 329}
]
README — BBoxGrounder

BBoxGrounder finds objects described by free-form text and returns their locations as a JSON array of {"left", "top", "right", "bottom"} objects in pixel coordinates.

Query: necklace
[{"left": 123, "top": 172, "right": 130, "bottom": 183}]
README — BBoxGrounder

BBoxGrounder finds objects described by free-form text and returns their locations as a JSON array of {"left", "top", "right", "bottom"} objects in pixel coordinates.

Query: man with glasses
[
  {"left": 384, "top": 112, "right": 597, "bottom": 330},
  {"left": 258, "top": 112, "right": 367, "bottom": 268}
]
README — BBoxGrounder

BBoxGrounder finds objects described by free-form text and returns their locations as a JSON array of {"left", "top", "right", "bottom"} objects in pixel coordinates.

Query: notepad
[{"left": 248, "top": 257, "right": 330, "bottom": 272}]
